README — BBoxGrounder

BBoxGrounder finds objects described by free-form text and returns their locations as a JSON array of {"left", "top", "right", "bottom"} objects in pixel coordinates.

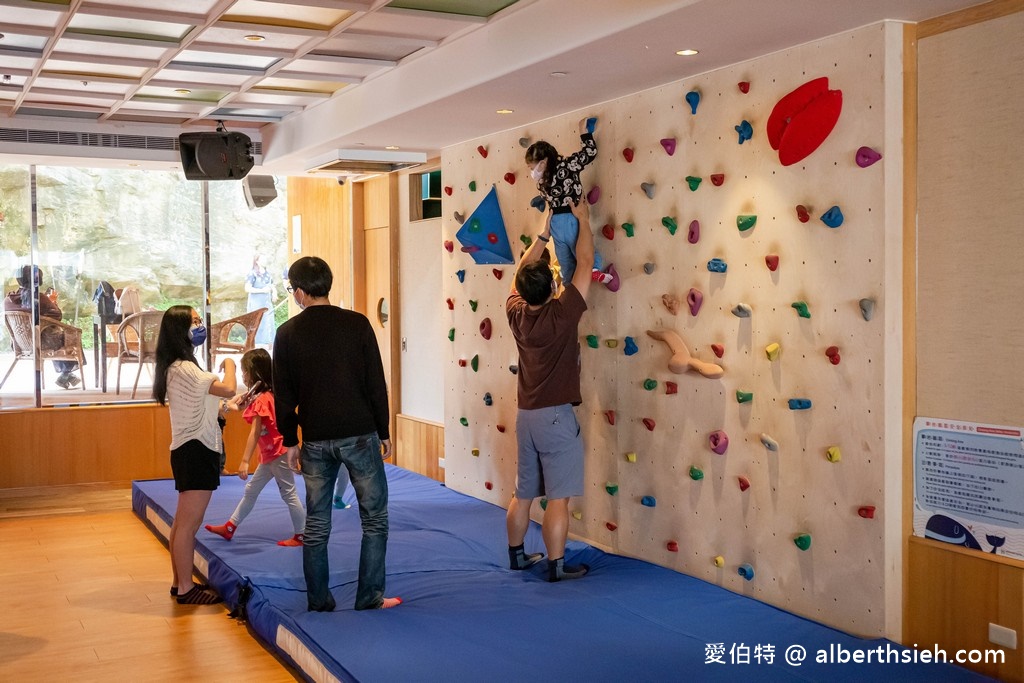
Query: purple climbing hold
[
  {"left": 708, "top": 430, "right": 729, "bottom": 455},
  {"left": 587, "top": 186, "right": 601, "bottom": 205},
  {"left": 687, "top": 288, "right": 703, "bottom": 316},
  {"left": 688, "top": 220, "right": 700, "bottom": 244},
  {"left": 856, "top": 146, "right": 882, "bottom": 168},
  {"left": 660, "top": 138, "right": 677, "bottom": 156}
]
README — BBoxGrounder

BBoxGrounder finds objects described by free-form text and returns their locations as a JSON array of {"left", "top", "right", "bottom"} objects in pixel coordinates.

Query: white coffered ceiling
[{"left": 0, "top": 0, "right": 989, "bottom": 174}]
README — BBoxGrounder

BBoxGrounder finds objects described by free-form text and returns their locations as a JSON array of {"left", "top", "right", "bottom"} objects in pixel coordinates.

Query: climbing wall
[{"left": 443, "top": 24, "right": 897, "bottom": 635}]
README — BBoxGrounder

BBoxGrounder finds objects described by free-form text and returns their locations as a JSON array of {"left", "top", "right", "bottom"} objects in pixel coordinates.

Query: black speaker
[
  {"left": 178, "top": 131, "right": 254, "bottom": 180},
  {"left": 242, "top": 174, "right": 277, "bottom": 209}
]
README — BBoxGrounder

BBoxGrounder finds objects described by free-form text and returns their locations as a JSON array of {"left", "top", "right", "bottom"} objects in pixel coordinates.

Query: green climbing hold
[
  {"left": 471, "top": 354, "right": 479, "bottom": 372},
  {"left": 791, "top": 301, "right": 811, "bottom": 318},
  {"left": 661, "top": 216, "right": 678, "bottom": 235},
  {"left": 469, "top": 217, "right": 482, "bottom": 233},
  {"left": 794, "top": 533, "right": 812, "bottom": 551},
  {"left": 736, "top": 390, "right": 753, "bottom": 403},
  {"left": 469, "top": 180, "right": 477, "bottom": 191},
  {"left": 643, "top": 378, "right": 658, "bottom": 391},
  {"left": 685, "top": 176, "right": 702, "bottom": 191},
  {"left": 605, "top": 482, "right": 619, "bottom": 495},
  {"left": 520, "top": 234, "right": 532, "bottom": 248},
  {"left": 689, "top": 466, "right": 704, "bottom": 481},
  {"left": 448, "top": 328, "right": 455, "bottom": 342},
  {"left": 469, "top": 299, "right": 478, "bottom": 312},
  {"left": 540, "top": 498, "right": 548, "bottom": 510},
  {"left": 737, "top": 215, "right": 757, "bottom": 232},
  {"left": 622, "top": 222, "right": 635, "bottom": 238},
  {"left": 586, "top": 334, "right": 599, "bottom": 349},
  {"left": 460, "top": 417, "right": 469, "bottom": 426}
]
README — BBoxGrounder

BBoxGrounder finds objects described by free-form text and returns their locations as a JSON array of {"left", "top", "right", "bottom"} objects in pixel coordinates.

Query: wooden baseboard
[{"left": 395, "top": 414, "right": 443, "bottom": 482}]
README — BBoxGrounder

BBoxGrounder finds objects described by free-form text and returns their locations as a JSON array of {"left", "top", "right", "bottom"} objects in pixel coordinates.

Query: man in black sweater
[{"left": 274, "top": 256, "right": 401, "bottom": 611}]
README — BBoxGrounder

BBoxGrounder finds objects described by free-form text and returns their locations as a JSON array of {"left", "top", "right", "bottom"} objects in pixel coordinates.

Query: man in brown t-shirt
[{"left": 505, "top": 200, "right": 595, "bottom": 582}]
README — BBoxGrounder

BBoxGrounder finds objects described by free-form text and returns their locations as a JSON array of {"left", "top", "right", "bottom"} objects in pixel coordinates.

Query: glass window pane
[{"left": 0, "top": 165, "right": 35, "bottom": 409}]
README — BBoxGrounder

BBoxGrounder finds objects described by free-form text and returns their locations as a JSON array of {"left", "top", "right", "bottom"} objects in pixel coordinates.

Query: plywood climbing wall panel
[{"left": 443, "top": 23, "right": 897, "bottom": 636}]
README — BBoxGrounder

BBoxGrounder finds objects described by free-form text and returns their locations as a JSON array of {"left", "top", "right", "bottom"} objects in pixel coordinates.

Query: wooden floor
[{"left": 0, "top": 482, "right": 300, "bottom": 681}]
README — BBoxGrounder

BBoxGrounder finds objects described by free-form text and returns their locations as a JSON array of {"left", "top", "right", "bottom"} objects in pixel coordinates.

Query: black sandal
[
  {"left": 170, "top": 583, "right": 209, "bottom": 597},
  {"left": 176, "top": 585, "right": 223, "bottom": 605}
]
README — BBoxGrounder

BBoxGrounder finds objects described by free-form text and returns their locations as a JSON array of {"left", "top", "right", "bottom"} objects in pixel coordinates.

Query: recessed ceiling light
[
  {"left": 243, "top": 34, "right": 266, "bottom": 42},
  {"left": 496, "top": 109, "right": 514, "bottom": 115},
  {"left": 174, "top": 88, "right": 191, "bottom": 95},
  {"left": 675, "top": 49, "right": 699, "bottom": 56},
  {"left": 128, "top": 163, "right": 139, "bottom": 167},
  {"left": 549, "top": 71, "right": 567, "bottom": 78},
  {"left": 385, "top": 145, "right": 400, "bottom": 150}
]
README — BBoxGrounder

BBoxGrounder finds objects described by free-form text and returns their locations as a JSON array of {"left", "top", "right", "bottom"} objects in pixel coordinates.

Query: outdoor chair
[
  {"left": 210, "top": 308, "right": 267, "bottom": 368},
  {"left": 1, "top": 310, "right": 86, "bottom": 391},
  {"left": 115, "top": 310, "right": 164, "bottom": 399}
]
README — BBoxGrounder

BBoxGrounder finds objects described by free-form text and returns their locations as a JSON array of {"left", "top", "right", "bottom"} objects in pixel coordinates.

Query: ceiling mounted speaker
[
  {"left": 243, "top": 174, "right": 277, "bottom": 209},
  {"left": 178, "top": 131, "right": 254, "bottom": 180}
]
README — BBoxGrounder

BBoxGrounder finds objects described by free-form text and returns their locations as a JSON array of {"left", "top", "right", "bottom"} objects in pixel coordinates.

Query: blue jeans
[
  {"left": 550, "top": 212, "right": 603, "bottom": 283},
  {"left": 301, "top": 433, "right": 389, "bottom": 611}
]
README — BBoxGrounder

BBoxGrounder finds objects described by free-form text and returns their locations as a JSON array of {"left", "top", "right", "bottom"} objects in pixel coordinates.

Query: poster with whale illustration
[{"left": 913, "top": 417, "right": 1024, "bottom": 559}]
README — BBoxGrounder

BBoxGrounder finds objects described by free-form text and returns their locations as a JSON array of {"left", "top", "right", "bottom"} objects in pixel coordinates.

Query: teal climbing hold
[
  {"left": 737, "top": 215, "right": 757, "bottom": 232},
  {"left": 460, "top": 417, "right": 468, "bottom": 426},
  {"left": 791, "top": 301, "right": 811, "bottom": 318},
  {"left": 689, "top": 466, "right": 704, "bottom": 481},
  {"left": 641, "top": 495, "right": 656, "bottom": 507},
  {"left": 643, "top": 379, "right": 658, "bottom": 391},
  {"left": 662, "top": 216, "right": 678, "bottom": 235},
  {"left": 605, "top": 482, "right": 619, "bottom": 495},
  {"left": 738, "top": 563, "right": 755, "bottom": 580},
  {"left": 794, "top": 533, "right": 812, "bottom": 551},
  {"left": 685, "top": 176, "right": 702, "bottom": 191},
  {"left": 736, "top": 390, "right": 753, "bottom": 403},
  {"left": 586, "top": 334, "right": 599, "bottom": 349},
  {"left": 622, "top": 222, "right": 635, "bottom": 238}
]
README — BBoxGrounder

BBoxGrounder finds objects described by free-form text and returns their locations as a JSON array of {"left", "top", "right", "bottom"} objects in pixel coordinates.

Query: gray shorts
[{"left": 515, "top": 404, "right": 584, "bottom": 500}]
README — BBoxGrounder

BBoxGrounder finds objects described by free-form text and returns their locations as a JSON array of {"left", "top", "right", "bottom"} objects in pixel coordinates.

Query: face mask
[
  {"left": 529, "top": 160, "right": 547, "bottom": 182},
  {"left": 188, "top": 324, "right": 207, "bottom": 347}
]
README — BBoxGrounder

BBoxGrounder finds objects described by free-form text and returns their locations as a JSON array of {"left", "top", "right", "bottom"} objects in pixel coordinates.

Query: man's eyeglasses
[{"left": 286, "top": 286, "right": 295, "bottom": 293}]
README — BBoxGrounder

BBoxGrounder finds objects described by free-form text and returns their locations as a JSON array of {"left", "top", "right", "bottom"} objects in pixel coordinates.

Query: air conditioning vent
[
  {"left": 0, "top": 127, "right": 261, "bottom": 155},
  {"left": 305, "top": 148, "right": 426, "bottom": 176}
]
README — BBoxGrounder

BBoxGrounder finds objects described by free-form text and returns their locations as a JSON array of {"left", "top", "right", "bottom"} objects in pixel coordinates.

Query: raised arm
[
  {"left": 570, "top": 200, "right": 595, "bottom": 299},
  {"left": 511, "top": 211, "right": 552, "bottom": 294}
]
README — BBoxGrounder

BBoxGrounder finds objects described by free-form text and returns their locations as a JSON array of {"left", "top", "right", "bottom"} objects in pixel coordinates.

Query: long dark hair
[
  {"left": 153, "top": 305, "right": 198, "bottom": 404},
  {"left": 525, "top": 140, "right": 558, "bottom": 189},
  {"left": 240, "top": 348, "right": 274, "bottom": 396}
]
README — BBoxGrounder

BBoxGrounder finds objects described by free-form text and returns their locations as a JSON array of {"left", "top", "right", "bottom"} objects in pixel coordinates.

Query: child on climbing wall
[
  {"left": 205, "top": 349, "right": 306, "bottom": 547},
  {"left": 525, "top": 116, "right": 619, "bottom": 291}
]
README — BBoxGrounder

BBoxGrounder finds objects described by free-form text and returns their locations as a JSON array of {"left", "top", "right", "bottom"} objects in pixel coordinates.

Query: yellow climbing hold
[
  {"left": 605, "top": 339, "right": 619, "bottom": 348},
  {"left": 826, "top": 446, "right": 842, "bottom": 463},
  {"left": 572, "top": 510, "right": 583, "bottom": 520},
  {"left": 471, "top": 448, "right": 480, "bottom": 457},
  {"left": 625, "top": 451, "right": 637, "bottom": 463},
  {"left": 713, "top": 555, "right": 725, "bottom": 568},
  {"left": 765, "top": 342, "right": 781, "bottom": 361}
]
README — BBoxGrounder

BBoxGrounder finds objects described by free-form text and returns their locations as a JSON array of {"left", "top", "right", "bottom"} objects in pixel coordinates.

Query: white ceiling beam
[
  {"left": 76, "top": 3, "right": 206, "bottom": 26},
  {"left": 301, "top": 52, "right": 396, "bottom": 68},
  {"left": 251, "top": 0, "right": 374, "bottom": 10},
  {"left": 269, "top": 69, "right": 362, "bottom": 84},
  {"left": 40, "top": 71, "right": 135, "bottom": 85},
  {"left": 186, "top": 42, "right": 293, "bottom": 59},
  {"left": 48, "top": 50, "right": 160, "bottom": 69},
  {"left": 212, "top": 20, "right": 328, "bottom": 39},
  {"left": 376, "top": 6, "right": 489, "bottom": 24},
  {"left": 22, "top": 85, "right": 121, "bottom": 100},
  {"left": 164, "top": 62, "right": 266, "bottom": 77},
  {"left": 57, "top": 30, "right": 181, "bottom": 49},
  {"left": 338, "top": 29, "right": 439, "bottom": 49},
  {"left": 247, "top": 86, "right": 331, "bottom": 99},
  {"left": 148, "top": 78, "right": 242, "bottom": 93},
  {"left": 0, "top": 23, "right": 53, "bottom": 39}
]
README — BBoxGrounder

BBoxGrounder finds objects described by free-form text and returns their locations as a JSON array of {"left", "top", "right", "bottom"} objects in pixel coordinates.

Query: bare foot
[{"left": 646, "top": 329, "right": 724, "bottom": 378}]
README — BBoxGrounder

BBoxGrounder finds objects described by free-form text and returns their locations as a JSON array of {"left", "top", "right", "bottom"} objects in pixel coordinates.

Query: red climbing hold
[
  {"left": 643, "top": 418, "right": 656, "bottom": 431},
  {"left": 660, "top": 138, "right": 676, "bottom": 156},
  {"left": 622, "top": 147, "right": 634, "bottom": 163},
  {"left": 485, "top": 481, "right": 493, "bottom": 490},
  {"left": 444, "top": 186, "right": 453, "bottom": 196},
  {"left": 602, "top": 224, "right": 615, "bottom": 240},
  {"left": 858, "top": 506, "right": 876, "bottom": 519},
  {"left": 446, "top": 298, "right": 454, "bottom": 310},
  {"left": 767, "top": 76, "right": 843, "bottom": 166},
  {"left": 503, "top": 172, "right": 516, "bottom": 185},
  {"left": 477, "top": 145, "right": 488, "bottom": 158},
  {"left": 480, "top": 318, "right": 492, "bottom": 340},
  {"left": 604, "top": 410, "right": 616, "bottom": 425},
  {"left": 765, "top": 254, "right": 779, "bottom": 271},
  {"left": 711, "top": 344, "right": 724, "bottom": 358},
  {"left": 665, "top": 381, "right": 678, "bottom": 395},
  {"left": 444, "top": 240, "right": 454, "bottom": 253},
  {"left": 492, "top": 268, "right": 503, "bottom": 280},
  {"left": 738, "top": 476, "right": 751, "bottom": 492},
  {"left": 667, "top": 541, "right": 679, "bottom": 552},
  {"left": 606, "top": 522, "right": 618, "bottom": 531},
  {"left": 738, "top": 81, "right": 750, "bottom": 94},
  {"left": 710, "top": 173, "right": 725, "bottom": 186},
  {"left": 458, "top": 359, "right": 467, "bottom": 367},
  {"left": 487, "top": 233, "right": 498, "bottom": 244},
  {"left": 496, "top": 424, "right": 506, "bottom": 433},
  {"left": 825, "top": 346, "right": 841, "bottom": 365},
  {"left": 796, "top": 205, "right": 810, "bottom": 223}
]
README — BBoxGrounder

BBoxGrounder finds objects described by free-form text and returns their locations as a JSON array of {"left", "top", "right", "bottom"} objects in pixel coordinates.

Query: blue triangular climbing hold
[{"left": 455, "top": 185, "right": 514, "bottom": 265}]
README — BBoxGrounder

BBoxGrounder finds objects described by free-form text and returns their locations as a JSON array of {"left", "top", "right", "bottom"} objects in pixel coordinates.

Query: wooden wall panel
[
  {"left": 363, "top": 175, "right": 392, "bottom": 230},
  {"left": 285, "top": 177, "right": 353, "bottom": 309},
  {"left": 906, "top": 537, "right": 1022, "bottom": 681},
  {"left": 0, "top": 406, "right": 249, "bottom": 488},
  {"left": 395, "top": 414, "right": 444, "bottom": 482}
]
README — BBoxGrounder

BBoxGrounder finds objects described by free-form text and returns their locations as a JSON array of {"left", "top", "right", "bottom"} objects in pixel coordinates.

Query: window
[{"left": 409, "top": 169, "right": 441, "bottom": 221}]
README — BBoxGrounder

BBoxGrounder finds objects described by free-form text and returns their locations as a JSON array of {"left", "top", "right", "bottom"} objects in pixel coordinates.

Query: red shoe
[
  {"left": 204, "top": 521, "right": 236, "bottom": 540},
  {"left": 277, "top": 534, "right": 304, "bottom": 547}
]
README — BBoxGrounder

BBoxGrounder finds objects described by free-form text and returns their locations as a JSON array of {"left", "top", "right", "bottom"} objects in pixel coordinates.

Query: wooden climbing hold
[
  {"left": 826, "top": 446, "right": 842, "bottom": 462},
  {"left": 641, "top": 495, "right": 656, "bottom": 507},
  {"left": 642, "top": 418, "right": 656, "bottom": 431},
  {"left": 622, "top": 147, "right": 634, "bottom": 163},
  {"left": 711, "top": 344, "right": 724, "bottom": 358},
  {"left": 765, "top": 254, "right": 779, "bottom": 271},
  {"left": 737, "top": 476, "right": 750, "bottom": 492},
  {"left": 794, "top": 533, "right": 812, "bottom": 551},
  {"left": 687, "top": 288, "right": 703, "bottom": 316},
  {"left": 662, "top": 294, "right": 680, "bottom": 316},
  {"left": 708, "top": 430, "right": 729, "bottom": 455},
  {"left": 688, "top": 220, "right": 700, "bottom": 244},
  {"left": 689, "top": 466, "right": 704, "bottom": 480},
  {"left": 665, "top": 381, "right": 678, "bottom": 395},
  {"left": 667, "top": 540, "right": 680, "bottom": 552},
  {"left": 604, "top": 410, "right": 616, "bottom": 425},
  {"left": 858, "top": 506, "right": 876, "bottom": 519},
  {"left": 660, "top": 138, "right": 676, "bottom": 155},
  {"left": 476, "top": 145, "right": 488, "bottom": 158},
  {"left": 710, "top": 173, "right": 725, "bottom": 186}
]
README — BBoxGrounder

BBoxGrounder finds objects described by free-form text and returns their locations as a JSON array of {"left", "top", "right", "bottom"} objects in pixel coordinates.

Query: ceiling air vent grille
[{"left": 0, "top": 127, "right": 260, "bottom": 155}]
